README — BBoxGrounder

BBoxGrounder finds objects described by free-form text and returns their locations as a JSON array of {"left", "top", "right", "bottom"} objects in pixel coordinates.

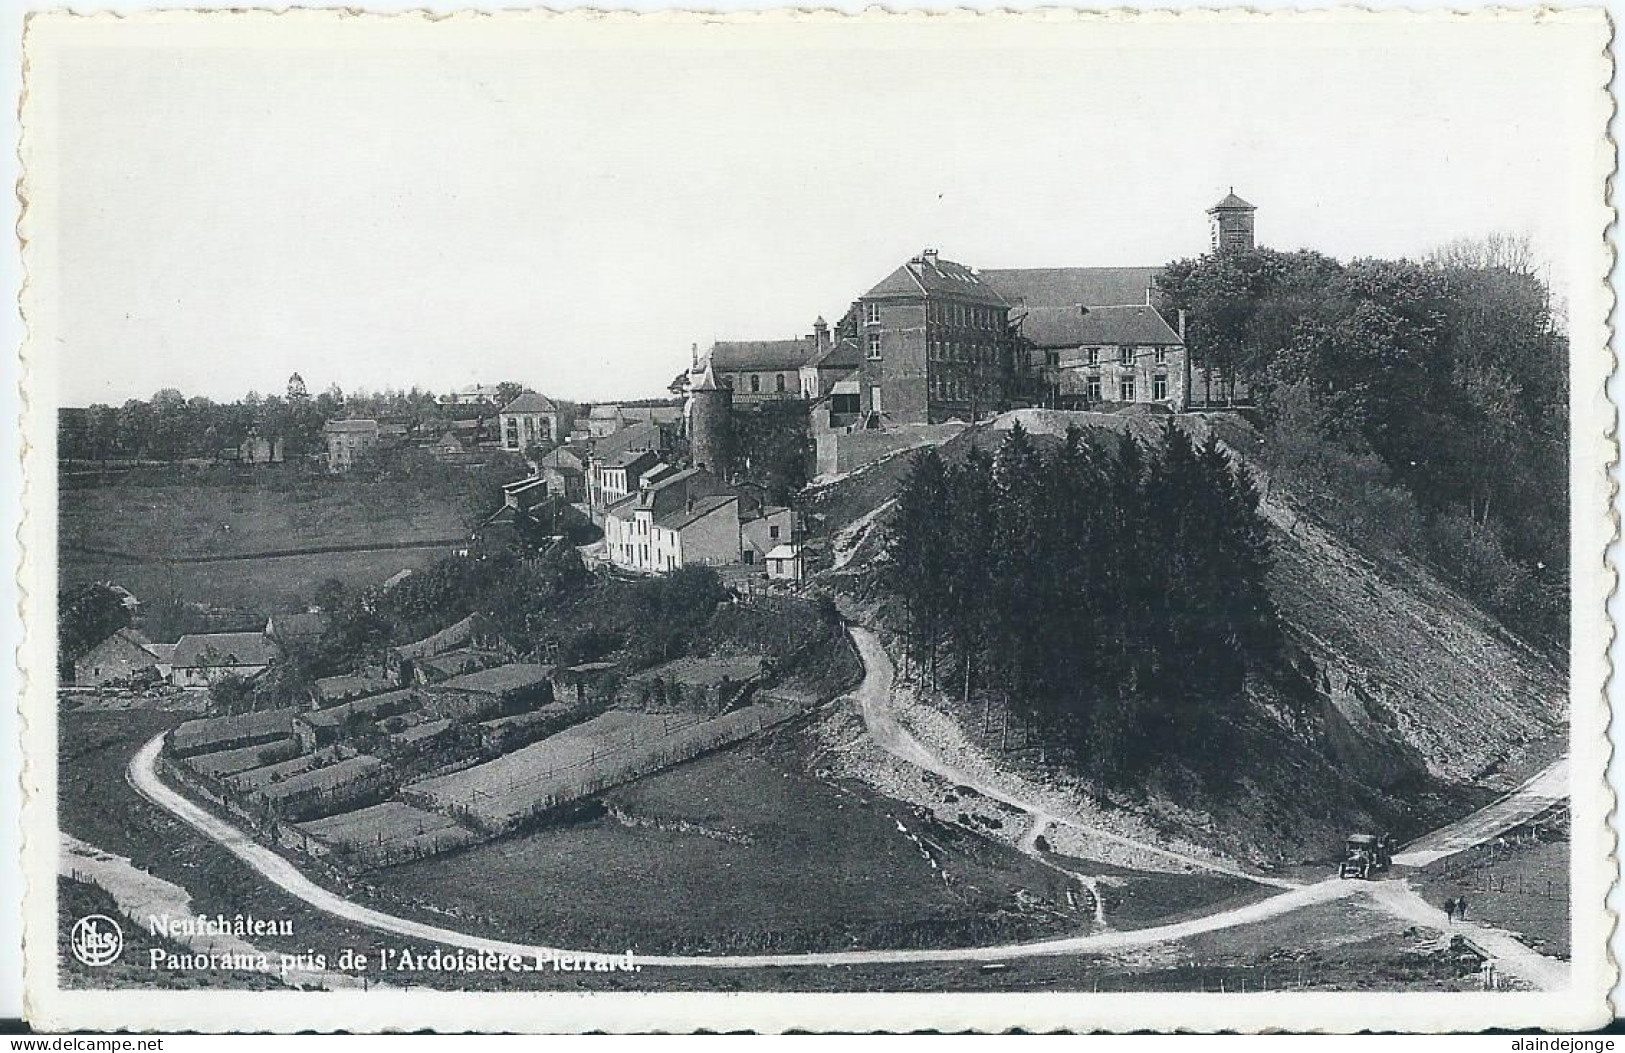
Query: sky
[{"left": 30, "top": 11, "right": 1607, "bottom": 407}]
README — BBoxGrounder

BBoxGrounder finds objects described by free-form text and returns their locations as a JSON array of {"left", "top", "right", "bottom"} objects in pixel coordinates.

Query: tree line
[
  {"left": 60, "top": 378, "right": 583, "bottom": 465},
  {"left": 1157, "top": 237, "right": 1568, "bottom": 644},
  {"left": 884, "top": 422, "right": 1281, "bottom": 786}
]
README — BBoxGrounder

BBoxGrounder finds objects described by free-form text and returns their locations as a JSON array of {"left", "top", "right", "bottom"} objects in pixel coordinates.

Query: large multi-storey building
[{"left": 848, "top": 250, "right": 1017, "bottom": 425}]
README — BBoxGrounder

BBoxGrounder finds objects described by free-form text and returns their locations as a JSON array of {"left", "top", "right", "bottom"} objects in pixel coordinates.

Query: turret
[
  {"left": 688, "top": 365, "right": 733, "bottom": 479},
  {"left": 1207, "top": 188, "right": 1257, "bottom": 253}
]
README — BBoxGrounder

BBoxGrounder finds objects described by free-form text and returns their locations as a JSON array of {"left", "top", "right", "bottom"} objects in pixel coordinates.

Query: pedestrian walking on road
[
  {"left": 1444, "top": 897, "right": 1458, "bottom": 923},
  {"left": 1457, "top": 896, "right": 1469, "bottom": 921}
]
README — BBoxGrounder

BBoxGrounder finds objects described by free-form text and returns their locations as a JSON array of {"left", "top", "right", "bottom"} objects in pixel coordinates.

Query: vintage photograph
[{"left": 18, "top": 8, "right": 1613, "bottom": 1033}]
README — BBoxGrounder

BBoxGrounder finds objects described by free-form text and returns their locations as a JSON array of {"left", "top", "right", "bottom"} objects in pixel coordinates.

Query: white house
[
  {"left": 498, "top": 393, "right": 559, "bottom": 452},
  {"left": 168, "top": 632, "right": 282, "bottom": 689}
]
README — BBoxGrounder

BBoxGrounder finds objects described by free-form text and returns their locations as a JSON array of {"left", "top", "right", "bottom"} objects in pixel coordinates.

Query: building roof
[
  {"left": 502, "top": 392, "right": 557, "bottom": 414},
  {"left": 171, "top": 632, "right": 281, "bottom": 669},
  {"left": 324, "top": 419, "right": 380, "bottom": 434},
  {"left": 690, "top": 365, "right": 722, "bottom": 392},
  {"left": 766, "top": 544, "right": 800, "bottom": 560},
  {"left": 435, "top": 662, "right": 555, "bottom": 695},
  {"left": 1016, "top": 304, "right": 1183, "bottom": 348},
  {"left": 394, "top": 614, "right": 483, "bottom": 661},
  {"left": 707, "top": 339, "right": 815, "bottom": 372},
  {"left": 147, "top": 642, "right": 178, "bottom": 662},
  {"left": 588, "top": 405, "right": 622, "bottom": 420},
  {"left": 268, "top": 612, "right": 330, "bottom": 641},
  {"left": 630, "top": 654, "right": 767, "bottom": 687},
  {"left": 172, "top": 709, "right": 296, "bottom": 753},
  {"left": 1210, "top": 190, "right": 1255, "bottom": 211},
  {"left": 312, "top": 674, "right": 395, "bottom": 704},
  {"left": 863, "top": 252, "right": 1009, "bottom": 306},
  {"left": 655, "top": 494, "right": 737, "bottom": 532},
  {"left": 981, "top": 267, "right": 1163, "bottom": 310},
  {"left": 81, "top": 627, "right": 154, "bottom": 660},
  {"left": 805, "top": 338, "right": 863, "bottom": 371},
  {"left": 417, "top": 648, "right": 508, "bottom": 679},
  {"left": 594, "top": 422, "right": 663, "bottom": 462},
  {"left": 541, "top": 445, "right": 588, "bottom": 470},
  {"left": 300, "top": 689, "right": 418, "bottom": 729},
  {"left": 620, "top": 405, "right": 683, "bottom": 425}
]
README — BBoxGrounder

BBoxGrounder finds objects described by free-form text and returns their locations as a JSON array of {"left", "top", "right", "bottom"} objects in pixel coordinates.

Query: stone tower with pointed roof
[
  {"left": 688, "top": 365, "right": 733, "bottom": 479},
  {"left": 1207, "top": 189, "right": 1257, "bottom": 253}
]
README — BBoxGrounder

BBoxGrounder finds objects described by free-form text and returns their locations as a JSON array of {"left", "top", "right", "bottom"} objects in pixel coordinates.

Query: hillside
[{"left": 812, "top": 410, "right": 1566, "bottom": 864}]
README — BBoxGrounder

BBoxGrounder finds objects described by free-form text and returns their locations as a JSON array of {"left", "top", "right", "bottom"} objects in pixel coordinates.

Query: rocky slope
[{"left": 812, "top": 409, "right": 1566, "bottom": 864}]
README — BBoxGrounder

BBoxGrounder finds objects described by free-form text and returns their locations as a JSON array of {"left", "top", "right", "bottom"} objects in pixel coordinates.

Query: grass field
[
  {"left": 59, "top": 475, "right": 465, "bottom": 612},
  {"left": 60, "top": 477, "right": 465, "bottom": 560},
  {"left": 1414, "top": 828, "right": 1570, "bottom": 960},
  {"left": 405, "top": 703, "right": 805, "bottom": 830},
  {"left": 374, "top": 743, "right": 1080, "bottom": 955},
  {"left": 1043, "top": 851, "right": 1279, "bottom": 931}
]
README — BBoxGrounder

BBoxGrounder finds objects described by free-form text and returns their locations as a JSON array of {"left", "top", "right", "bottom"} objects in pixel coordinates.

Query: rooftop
[
  {"left": 501, "top": 392, "right": 557, "bottom": 414},
  {"left": 655, "top": 494, "right": 737, "bottom": 532},
  {"left": 1210, "top": 189, "right": 1256, "bottom": 211},
  {"left": 171, "top": 632, "right": 282, "bottom": 669},
  {"left": 708, "top": 339, "right": 816, "bottom": 373},
  {"left": 300, "top": 689, "right": 418, "bottom": 729},
  {"left": 864, "top": 251, "right": 1009, "bottom": 306},
  {"left": 1017, "top": 304, "right": 1183, "bottom": 348},
  {"left": 435, "top": 662, "right": 556, "bottom": 695},
  {"left": 981, "top": 267, "right": 1162, "bottom": 310},
  {"left": 324, "top": 419, "right": 380, "bottom": 434},
  {"left": 171, "top": 708, "right": 296, "bottom": 752}
]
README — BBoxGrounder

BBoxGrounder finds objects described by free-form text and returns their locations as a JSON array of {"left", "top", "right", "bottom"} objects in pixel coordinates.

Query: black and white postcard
[{"left": 16, "top": 8, "right": 1614, "bottom": 1032}]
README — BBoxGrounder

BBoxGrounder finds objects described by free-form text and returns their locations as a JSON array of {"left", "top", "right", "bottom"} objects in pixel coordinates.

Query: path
[
  {"left": 125, "top": 733, "right": 1359, "bottom": 969},
  {"left": 846, "top": 626, "right": 1297, "bottom": 889},
  {"left": 122, "top": 631, "right": 1570, "bottom": 984},
  {"left": 1392, "top": 758, "right": 1569, "bottom": 867},
  {"left": 828, "top": 500, "right": 895, "bottom": 573},
  {"left": 1367, "top": 881, "right": 1570, "bottom": 991},
  {"left": 60, "top": 832, "right": 374, "bottom": 990},
  {"left": 62, "top": 536, "right": 463, "bottom": 567}
]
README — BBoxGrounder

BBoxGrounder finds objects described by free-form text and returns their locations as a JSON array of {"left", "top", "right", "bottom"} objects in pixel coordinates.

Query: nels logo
[{"left": 69, "top": 914, "right": 123, "bottom": 967}]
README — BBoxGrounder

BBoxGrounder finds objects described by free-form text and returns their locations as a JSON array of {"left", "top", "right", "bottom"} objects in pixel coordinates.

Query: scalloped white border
[{"left": 14, "top": 5, "right": 1617, "bottom": 1032}]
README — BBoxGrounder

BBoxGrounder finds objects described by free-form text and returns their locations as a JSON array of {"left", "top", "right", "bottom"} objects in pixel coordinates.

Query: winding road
[{"left": 119, "top": 624, "right": 1571, "bottom": 985}]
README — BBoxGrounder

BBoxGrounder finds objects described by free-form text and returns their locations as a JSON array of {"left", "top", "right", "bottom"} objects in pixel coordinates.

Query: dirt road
[
  {"left": 1392, "top": 758, "right": 1569, "bottom": 867},
  {"left": 846, "top": 626, "right": 1297, "bottom": 888},
  {"left": 122, "top": 630, "right": 1569, "bottom": 984}
]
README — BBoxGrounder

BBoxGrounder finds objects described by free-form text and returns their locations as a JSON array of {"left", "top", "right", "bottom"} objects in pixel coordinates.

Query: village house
[
  {"left": 168, "top": 632, "right": 282, "bottom": 688},
  {"left": 323, "top": 419, "right": 380, "bottom": 473},
  {"left": 586, "top": 405, "right": 627, "bottom": 438},
  {"left": 73, "top": 627, "right": 163, "bottom": 687},
  {"left": 538, "top": 444, "right": 588, "bottom": 502},
  {"left": 498, "top": 392, "right": 560, "bottom": 452},
  {"left": 410, "top": 647, "right": 508, "bottom": 685},
  {"left": 602, "top": 466, "right": 789, "bottom": 575},
  {"left": 765, "top": 543, "right": 804, "bottom": 582},
  {"left": 586, "top": 422, "right": 670, "bottom": 511},
  {"left": 439, "top": 384, "right": 505, "bottom": 407},
  {"left": 295, "top": 689, "right": 418, "bottom": 749}
]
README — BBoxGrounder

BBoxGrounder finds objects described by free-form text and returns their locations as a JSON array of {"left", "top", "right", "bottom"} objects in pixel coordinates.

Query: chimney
[
  {"left": 687, "top": 494, "right": 696, "bottom": 513},
  {"left": 812, "top": 316, "right": 829, "bottom": 350},
  {"left": 1177, "top": 308, "right": 1188, "bottom": 341},
  {"left": 691, "top": 343, "right": 699, "bottom": 371},
  {"left": 921, "top": 248, "right": 939, "bottom": 265}
]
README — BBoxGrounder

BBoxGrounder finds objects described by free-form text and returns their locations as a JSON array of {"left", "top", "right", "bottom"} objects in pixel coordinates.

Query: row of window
[
  {"left": 930, "top": 339, "right": 997, "bottom": 365},
  {"left": 745, "top": 373, "right": 789, "bottom": 394},
  {"left": 930, "top": 375, "right": 981, "bottom": 402},
  {"left": 862, "top": 300, "right": 1001, "bottom": 331},
  {"left": 928, "top": 301, "right": 998, "bottom": 330},
  {"left": 1077, "top": 346, "right": 1171, "bottom": 367},
  {"left": 1077, "top": 374, "right": 1170, "bottom": 401}
]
